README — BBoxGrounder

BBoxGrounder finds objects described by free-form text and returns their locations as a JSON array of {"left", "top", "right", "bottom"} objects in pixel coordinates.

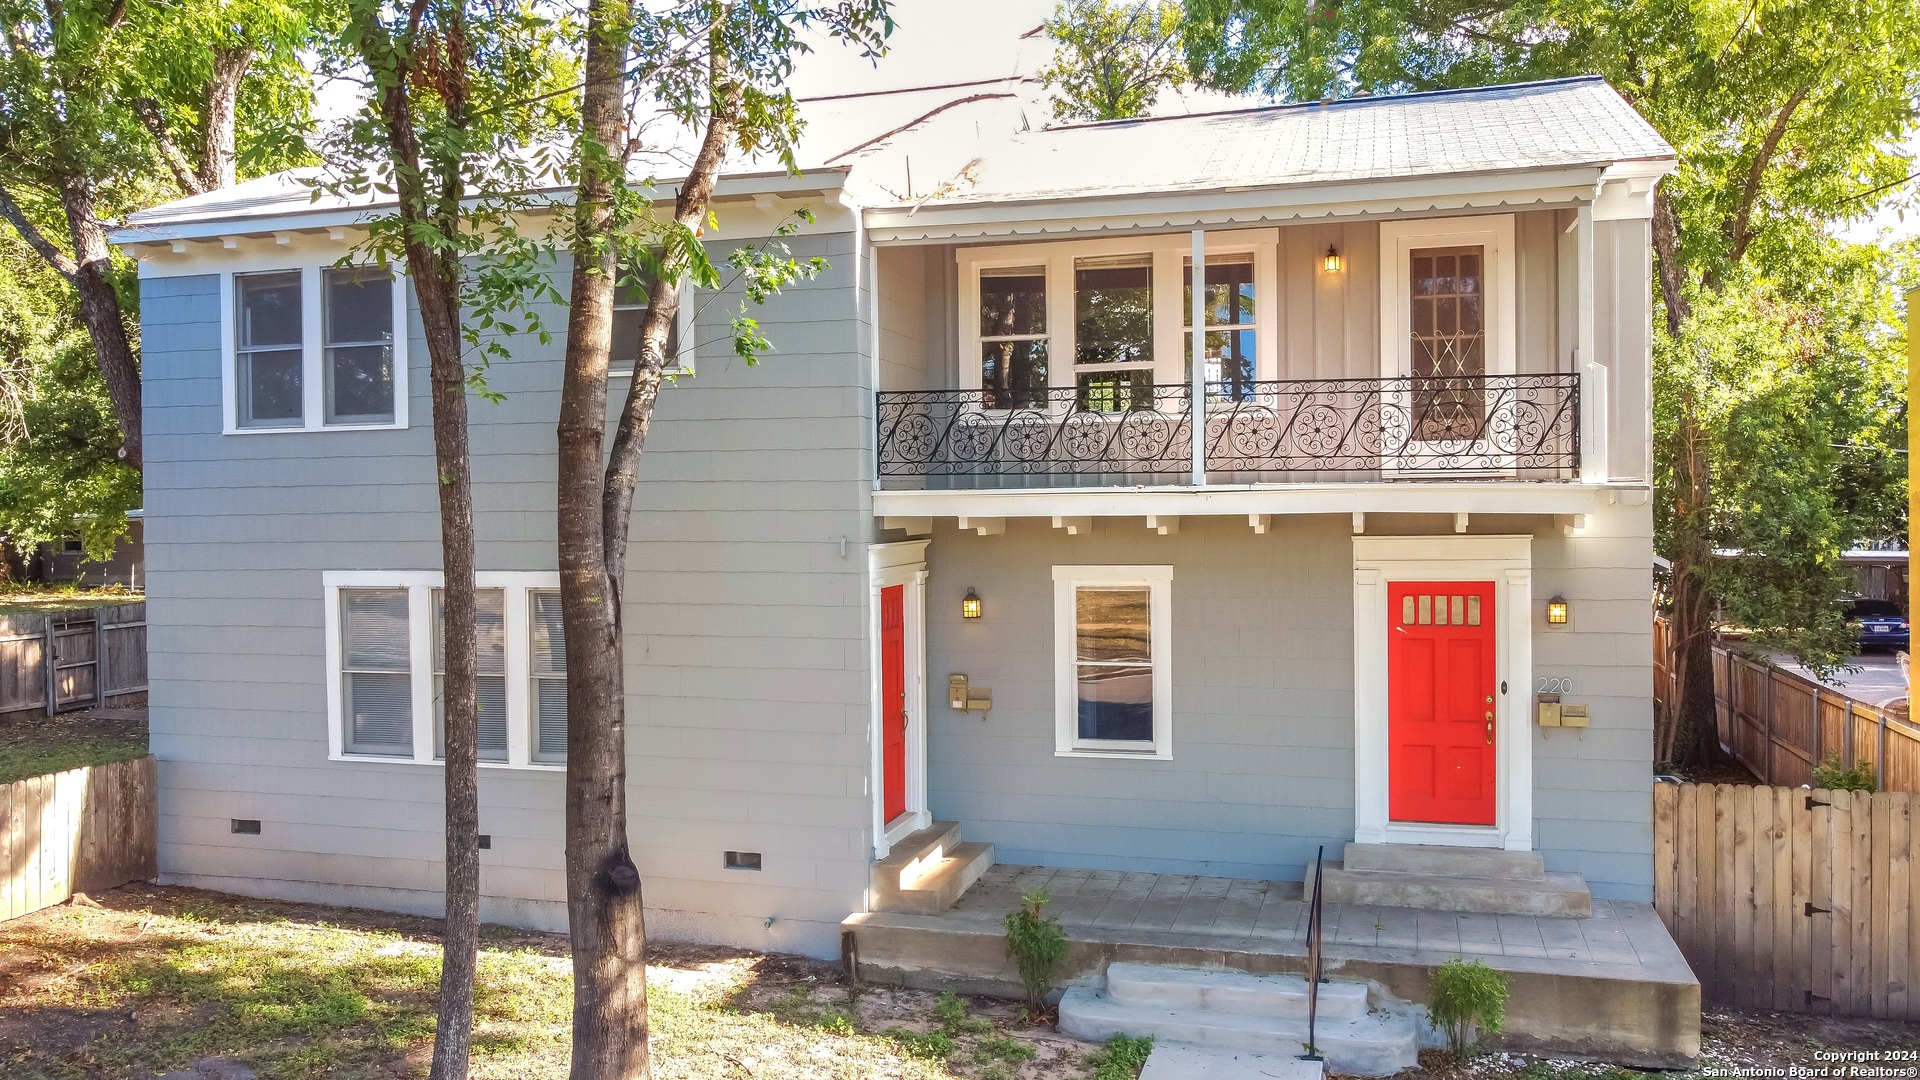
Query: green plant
[
  {"left": 1088, "top": 1032, "right": 1154, "bottom": 1079},
  {"left": 1429, "top": 958, "right": 1508, "bottom": 1057},
  {"left": 1004, "top": 889, "right": 1071, "bottom": 1012},
  {"left": 1812, "top": 751, "right": 1877, "bottom": 792},
  {"left": 973, "top": 1032, "right": 1037, "bottom": 1064},
  {"left": 881, "top": 1027, "right": 956, "bottom": 1060},
  {"left": 934, "top": 990, "right": 993, "bottom": 1035}
]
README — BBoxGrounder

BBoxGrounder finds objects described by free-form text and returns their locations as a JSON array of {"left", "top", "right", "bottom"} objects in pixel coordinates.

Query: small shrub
[
  {"left": 1088, "top": 1032, "right": 1154, "bottom": 1079},
  {"left": 814, "top": 1007, "right": 856, "bottom": 1036},
  {"left": 883, "top": 1027, "right": 957, "bottom": 1060},
  {"left": 1429, "top": 958, "right": 1508, "bottom": 1057},
  {"left": 934, "top": 989, "right": 992, "bottom": 1034},
  {"left": 1003, "top": 889, "right": 1069, "bottom": 1012},
  {"left": 1812, "top": 751, "right": 1877, "bottom": 792}
]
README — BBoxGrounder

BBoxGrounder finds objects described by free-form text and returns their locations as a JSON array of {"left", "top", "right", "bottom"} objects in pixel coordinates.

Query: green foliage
[
  {"left": 1088, "top": 1032, "right": 1154, "bottom": 1079},
  {"left": 1812, "top": 751, "right": 1877, "bottom": 793},
  {"left": 1428, "top": 957, "right": 1508, "bottom": 1057},
  {"left": 1003, "top": 889, "right": 1070, "bottom": 1011},
  {"left": 1039, "top": 0, "right": 1190, "bottom": 121},
  {"left": 972, "top": 1031, "right": 1037, "bottom": 1064},
  {"left": 934, "top": 989, "right": 993, "bottom": 1034},
  {"left": 881, "top": 1026, "right": 956, "bottom": 1060}
]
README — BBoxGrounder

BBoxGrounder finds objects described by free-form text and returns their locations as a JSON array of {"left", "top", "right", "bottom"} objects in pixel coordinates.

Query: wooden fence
[
  {"left": 1654, "top": 617, "right": 1920, "bottom": 793},
  {"left": 0, "top": 755, "right": 157, "bottom": 921},
  {"left": 0, "top": 602, "right": 146, "bottom": 720}
]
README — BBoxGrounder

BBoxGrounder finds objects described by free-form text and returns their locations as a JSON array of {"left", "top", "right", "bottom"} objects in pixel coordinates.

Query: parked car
[{"left": 1842, "top": 598, "right": 1910, "bottom": 651}]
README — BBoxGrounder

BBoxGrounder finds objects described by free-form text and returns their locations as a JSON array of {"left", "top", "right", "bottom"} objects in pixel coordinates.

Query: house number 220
[{"left": 1536, "top": 677, "right": 1574, "bottom": 694}]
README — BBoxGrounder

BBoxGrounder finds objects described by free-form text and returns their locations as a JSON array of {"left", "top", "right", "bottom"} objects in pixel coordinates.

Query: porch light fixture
[
  {"left": 961, "top": 588, "right": 983, "bottom": 620},
  {"left": 1322, "top": 246, "right": 1342, "bottom": 273},
  {"left": 1546, "top": 595, "right": 1570, "bottom": 625}
]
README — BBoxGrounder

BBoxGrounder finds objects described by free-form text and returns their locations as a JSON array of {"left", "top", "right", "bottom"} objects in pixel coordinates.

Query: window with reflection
[
  {"left": 324, "top": 267, "right": 396, "bottom": 424},
  {"left": 1074, "top": 255, "right": 1154, "bottom": 411},
  {"left": 1184, "top": 253, "right": 1257, "bottom": 401},
  {"left": 1409, "top": 245, "right": 1485, "bottom": 439},
  {"left": 235, "top": 271, "right": 304, "bottom": 428},
  {"left": 978, "top": 266, "right": 1048, "bottom": 408}
]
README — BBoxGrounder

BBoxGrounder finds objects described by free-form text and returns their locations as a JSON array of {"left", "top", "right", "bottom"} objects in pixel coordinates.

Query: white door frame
[
  {"left": 871, "top": 540, "right": 931, "bottom": 858},
  {"left": 1351, "top": 534, "right": 1533, "bottom": 851}
]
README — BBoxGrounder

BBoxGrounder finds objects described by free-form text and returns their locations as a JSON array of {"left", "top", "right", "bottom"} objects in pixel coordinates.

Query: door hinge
[{"left": 1805, "top": 902, "right": 1830, "bottom": 917}]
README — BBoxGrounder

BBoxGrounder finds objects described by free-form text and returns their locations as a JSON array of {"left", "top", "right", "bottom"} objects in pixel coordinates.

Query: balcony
[{"left": 877, "top": 373, "right": 1581, "bottom": 490}]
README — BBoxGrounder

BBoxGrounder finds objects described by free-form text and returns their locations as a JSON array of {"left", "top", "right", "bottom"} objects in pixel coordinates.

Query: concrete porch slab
[{"left": 842, "top": 864, "right": 1700, "bottom": 1069}]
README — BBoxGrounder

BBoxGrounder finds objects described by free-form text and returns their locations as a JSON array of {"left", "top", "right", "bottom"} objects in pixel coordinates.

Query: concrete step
[
  {"left": 1319, "top": 864, "right": 1592, "bottom": 918},
  {"left": 876, "top": 820, "right": 961, "bottom": 890},
  {"left": 1105, "top": 963, "right": 1369, "bottom": 1023},
  {"left": 1059, "top": 985, "right": 1418, "bottom": 1077},
  {"left": 873, "top": 841, "right": 995, "bottom": 916},
  {"left": 1341, "top": 842, "right": 1546, "bottom": 881},
  {"left": 1139, "top": 1044, "right": 1325, "bottom": 1079}
]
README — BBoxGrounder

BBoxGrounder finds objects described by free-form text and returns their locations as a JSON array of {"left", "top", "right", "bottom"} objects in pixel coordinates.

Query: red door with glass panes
[
  {"left": 881, "top": 584, "right": 907, "bottom": 824},
  {"left": 1388, "top": 581, "right": 1497, "bottom": 826}
]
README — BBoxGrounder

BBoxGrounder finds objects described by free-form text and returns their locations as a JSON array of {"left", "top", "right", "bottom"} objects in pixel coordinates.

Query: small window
[
  {"left": 433, "top": 588, "right": 508, "bottom": 762},
  {"left": 1184, "top": 253, "right": 1258, "bottom": 401},
  {"left": 978, "top": 266, "right": 1048, "bottom": 409},
  {"left": 1053, "top": 566, "right": 1172, "bottom": 758},
  {"left": 235, "top": 271, "right": 305, "bottom": 428},
  {"left": 340, "top": 587, "right": 413, "bottom": 756},
  {"left": 1074, "top": 255, "right": 1154, "bottom": 411},
  {"left": 324, "top": 267, "right": 397, "bottom": 424},
  {"left": 611, "top": 267, "right": 690, "bottom": 375},
  {"left": 529, "top": 589, "right": 567, "bottom": 763}
]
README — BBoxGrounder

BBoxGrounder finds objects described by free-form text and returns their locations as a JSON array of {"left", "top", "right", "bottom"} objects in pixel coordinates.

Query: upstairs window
[
  {"left": 225, "top": 264, "right": 408, "bottom": 433},
  {"left": 611, "top": 267, "right": 694, "bottom": 377},
  {"left": 978, "top": 266, "right": 1048, "bottom": 409},
  {"left": 1185, "top": 253, "right": 1258, "bottom": 401},
  {"left": 1074, "top": 256, "right": 1154, "bottom": 410}
]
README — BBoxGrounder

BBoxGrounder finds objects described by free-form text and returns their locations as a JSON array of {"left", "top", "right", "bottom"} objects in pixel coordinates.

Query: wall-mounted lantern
[
  {"left": 1322, "top": 246, "right": 1343, "bottom": 273},
  {"left": 1546, "top": 595, "right": 1570, "bottom": 626},
  {"left": 961, "top": 588, "right": 983, "bottom": 620}
]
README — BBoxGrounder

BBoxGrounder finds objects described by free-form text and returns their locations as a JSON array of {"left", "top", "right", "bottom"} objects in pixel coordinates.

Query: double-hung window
[
  {"left": 611, "top": 266, "right": 695, "bottom": 377},
  {"left": 1185, "top": 253, "right": 1258, "bottom": 401},
  {"left": 1074, "top": 256, "right": 1155, "bottom": 411},
  {"left": 327, "top": 572, "right": 564, "bottom": 768},
  {"left": 978, "top": 266, "right": 1049, "bottom": 409},
  {"left": 1053, "top": 565, "right": 1173, "bottom": 758},
  {"left": 226, "top": 265, "right": 408, "bottom": 432}
]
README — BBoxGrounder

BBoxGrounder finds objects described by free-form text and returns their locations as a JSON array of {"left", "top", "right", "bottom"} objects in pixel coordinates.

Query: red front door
[
  {"left": 1388, "top": 581, "right": 1497, "bottom": 826},
  {"left": 881, "top": 584, "right": 908, "bottom": 824}
]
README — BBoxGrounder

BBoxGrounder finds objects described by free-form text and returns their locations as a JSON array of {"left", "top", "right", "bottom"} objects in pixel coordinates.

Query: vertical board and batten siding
[
  {"left": 923, "top": 498, "right": 1658, "bottom": 899},
  {"left": 140, "top": 225, "right": 878, "bottom": 958},
  {"left": 1654, "top": 782, "right": 1918, "bottom": 1020},
  {"left": 1, "top": 756, "right": 158, "bottom": 921}
]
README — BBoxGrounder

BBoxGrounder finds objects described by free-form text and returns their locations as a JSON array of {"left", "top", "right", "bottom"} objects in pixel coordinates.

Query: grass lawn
[
  {"left": 3, "top": 885, "right": 1914, "bottom": 1079},
  {"left": 0, "top": 583, "right": 142, "bottom": 612},
  {"left": 0, "top": 706, "right": 148, "bottom": 785}
]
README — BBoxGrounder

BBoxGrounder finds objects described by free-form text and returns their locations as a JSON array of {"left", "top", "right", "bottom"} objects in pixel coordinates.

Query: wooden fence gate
[
  {"left": 1654, "top": 781, "right": 1918, "bottom": 1020},
  {"left": 0, "top": 603, "right": 146, "bottom": 720}
]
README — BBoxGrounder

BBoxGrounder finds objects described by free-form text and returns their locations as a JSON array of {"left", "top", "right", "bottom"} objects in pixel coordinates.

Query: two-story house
[{"left": 117, "top": 75, "right": 1696, "bottom": 1069}]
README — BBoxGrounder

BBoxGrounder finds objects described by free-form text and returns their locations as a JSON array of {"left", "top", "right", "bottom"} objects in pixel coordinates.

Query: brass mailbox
[
  {"left": 1536, "top": 693, "right": 1562, "bottom": 727},
  {"left": 949, "top": 674, "right": 992, "bottom": 714},
  {"left": 1559, "top": 702, "right": 1589, "bottom": 728}
]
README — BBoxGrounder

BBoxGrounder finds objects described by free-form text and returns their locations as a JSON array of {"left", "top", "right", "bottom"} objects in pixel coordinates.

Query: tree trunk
[
  {"left": 199, "top": 45, "right": 253, "bottom": 192},
  {"left": 58, "top": 180, "right": 142, "bottom": 468},
  {"left": 559, "top": 0, "right": 648, "bottom": 1072}
]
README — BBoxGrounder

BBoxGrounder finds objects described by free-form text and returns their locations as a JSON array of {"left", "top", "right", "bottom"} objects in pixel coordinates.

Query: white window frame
[
  {"left": 609, "top": 280, "right": 697, "bottom": 379},
  {"left": 1052, "top": 564, "right": 1174, "bottom": 760},
  {"left": 324, "top": 570, "right": 561, "bottom": 770},
  {"left": 220, "top": 261, "right": 410, "bottom": 434},
  {"left": 957, "top": 231, "right": 1279, "bottom": 404},
  {"left": 1378, "top": 213, "right": 1516, "bottom": 381}
]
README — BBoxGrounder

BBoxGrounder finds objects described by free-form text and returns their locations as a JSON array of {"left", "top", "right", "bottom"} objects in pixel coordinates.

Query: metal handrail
[
  {"left": 1302, "top": 844, "right": 1326, "bottom": 1064},
  {"left": 876, "top": 372, "right": 1581, "bottom": 485}
]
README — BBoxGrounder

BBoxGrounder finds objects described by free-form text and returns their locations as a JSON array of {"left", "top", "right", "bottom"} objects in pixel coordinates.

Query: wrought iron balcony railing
[{"left": 876, "top": 372, "right": 1581, "bottom": 487}]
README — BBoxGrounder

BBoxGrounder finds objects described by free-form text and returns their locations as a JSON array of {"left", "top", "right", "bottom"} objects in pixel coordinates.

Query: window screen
[
  {"left": 341, "top": 587, "right": 411, "bottom": 755},
  {"left": 323, "top": 267, "right": 396, "bottom": 424},
  {"left": 530, "top": 590, "right": 567, "bottom": 763},
  {"left": 433, "top": 588, "right": 507, "bottom": 762},
  {"left": 235, "top": 271, "right": 304, "bottom": 427}
]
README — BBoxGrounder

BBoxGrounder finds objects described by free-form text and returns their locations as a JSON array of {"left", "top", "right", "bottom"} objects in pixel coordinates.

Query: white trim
[
  {"left": 1052, "top": 564, "right": 1174, "bottom": 760},
  {"left": 873, "top": 481, "right": 1619, "bottom": 522},
  {"left": 222, "top": 263, "right": 411, "bottom": 434},
  {"left": 870, "top": 542, "right": 931, "bottom": 858},
  {"left": 1350, "top": 535, "right": 1533, "bottom": 851},
  {"left": 1379, "top": 214, "right": 1516, "bottom": 380},
  {"left": 323, "top": 570, "right": 562, "bottom": 771}
]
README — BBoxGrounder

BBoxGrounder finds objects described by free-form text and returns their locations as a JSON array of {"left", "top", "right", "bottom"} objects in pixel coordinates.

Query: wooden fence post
[{"left": 41, "top": 617, "right": 54, "bottom": 717}]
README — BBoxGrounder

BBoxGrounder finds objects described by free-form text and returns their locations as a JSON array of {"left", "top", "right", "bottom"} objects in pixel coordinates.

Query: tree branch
[
  {"left": 198, "top": 45, "right": 254, "bottom": 191},
  {"left": 1725, "top": 84, "right": 1810, "bottom": 265},
  {"left": 132, "top": 99, "right": 208, "bottom": 196},
  {"left": 0, "top": 184, "right": 78, "bottom": 281}
]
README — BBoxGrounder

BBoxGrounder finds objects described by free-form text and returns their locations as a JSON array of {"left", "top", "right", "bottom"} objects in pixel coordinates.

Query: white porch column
[
  {"left": 1576, "top": 205, "right": 1607, "bottom": 483},
  {"left": 1190, "top": 228, "right": 1207, "bottom": 486}
]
